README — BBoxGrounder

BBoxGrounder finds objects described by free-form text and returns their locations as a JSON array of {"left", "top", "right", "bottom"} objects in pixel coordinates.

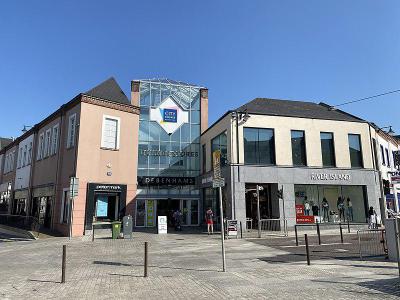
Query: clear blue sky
[{"left": 1, "top": 0, "right": 399, "bottom": 137}]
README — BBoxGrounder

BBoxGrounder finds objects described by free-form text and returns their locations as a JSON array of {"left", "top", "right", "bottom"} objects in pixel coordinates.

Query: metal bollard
[
  {"left": 316, "top": 221, "right": 321, "bottom": 245},
  {"left": 347, "top": 219, "right": 350, "bottom": 233},
  {"left": 240, "top": 221, "right": 243, "bottom": 239},
  {"left": 340, "top": 223, "right": 344, "bottom": 244},
  {"left": 61, "top": 245, "right": 66, "bottom": 283},
  {"left": 144, "top": 242, "right": 148, "bottom": 278},
  {"left": 295, "top": 225, "right": 299, "bottom": 246},
  {"left": 305, "top": 234, "right": 310, "bottom": 265},
  {"left": 92, "top": 226, "right": 95, "bottom": 242}
]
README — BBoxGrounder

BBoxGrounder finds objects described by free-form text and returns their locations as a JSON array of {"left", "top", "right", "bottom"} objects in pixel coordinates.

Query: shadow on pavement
[{"left": 28, "top": 279, "right": 60, "bottom": 284}]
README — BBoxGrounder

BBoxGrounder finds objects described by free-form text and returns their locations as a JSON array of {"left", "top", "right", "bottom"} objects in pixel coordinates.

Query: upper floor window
[
  {"left": 320, "top": 132, "right": 336, "bottom": 167},
  {"left": 348, "top": 134, "right": 363, "bottom": 168},
  {"left": 67, "top": 114, "right": 77, "bottom": 148},
  {"left": 44, "top": 129, "right": 51, "bottom": 158},
  {"left": 28, "top": 142, "right": 32, "bottom": 164},
  {"left": 37, "top": 133, "right": 44, "bottom": 160},
  {"left": 291, "top": 130, "right": 307, "bottom": 166},
  {"left": 244, "top": 127, "right": 275, "bottom": 165},
  {"left": 17, "top": 148, "right": 22, "bottom": 169},
  {"left": 211, "top": 131, "right": 227, "bottom": 167},
  {"left": 202, "top": 144, "right": 206, "bottom": 173},
  {"left": 386, "top": 148, "right": 391, "bottom": 168},
  {"left": 380, "top": 145, "right": 385, "bottom": 166},
  {"left": 101, "top": 116, "right": 120, "bottom": 150},
  {"left": 23, "top": 145, "right": 27, "bottom": 167},
  {"left": 51, "top": 125, "right": 59, "bottom": 155}
]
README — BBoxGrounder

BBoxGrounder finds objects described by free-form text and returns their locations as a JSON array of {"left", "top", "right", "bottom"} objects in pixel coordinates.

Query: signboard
[
  {"left": 295, "top": 204, "right": 314, "bottom": 224},
  {"left": 390, "top": 171, "right": 400, "bottom": 184},
  {"left": 138, "top": 176, "right": 195, "bottom": 186},
  {"left": 146, "top": 200, "right": 154, "bottom": 227},
  {"left": 96, "top": 196, "right": 108, "bottom": 217},
  {"left": 69, "top": 177, "right": 79, "bottom": 198},
  {"left": 212, "top": 150, "right": 225, "bottom": 188},
  {"left": 311, "top": 173, "right": 351, "bottom": 181},
  {"left": 226, "top": 220, "right": 238, "bottom": 237},
  {"left": 158, "top": 216, "right": 168, "bottom": 234},
  {"left": 150, "top": 97, "right": 189, "bottom": 134}
]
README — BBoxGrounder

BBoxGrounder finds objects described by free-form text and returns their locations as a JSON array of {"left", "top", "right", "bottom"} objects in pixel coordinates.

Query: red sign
[{"left": 296, "top": 204, "right": 315, "bottom": 224}]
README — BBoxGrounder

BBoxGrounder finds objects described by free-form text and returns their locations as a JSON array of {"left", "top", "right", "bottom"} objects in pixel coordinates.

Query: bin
[{"left": 111, "top": 221, "right": 122, "bottom": 239}]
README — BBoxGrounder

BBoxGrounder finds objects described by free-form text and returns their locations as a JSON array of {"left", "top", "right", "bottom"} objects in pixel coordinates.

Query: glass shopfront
[
  {"left": 136, "top": 79, "right": 202, "bottom": 228},
  {"left": 294, "top": 184, "right": 368, "bottom": 223}
]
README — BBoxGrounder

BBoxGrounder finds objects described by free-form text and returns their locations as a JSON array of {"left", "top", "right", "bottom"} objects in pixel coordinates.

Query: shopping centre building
[{"left": 199, "top": 98, "right": 388, "bottom": 228}]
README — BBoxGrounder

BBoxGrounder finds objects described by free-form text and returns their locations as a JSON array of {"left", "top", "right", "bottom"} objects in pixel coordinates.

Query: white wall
[
  {"left": 14, "top": 134, "right": 34, "bottom": 190},
  {"left": 375, "top": 133, "right": 399, "bottom": 181},
  {"left": 0, "top": 154, "right": 3, "bottom": 176}
]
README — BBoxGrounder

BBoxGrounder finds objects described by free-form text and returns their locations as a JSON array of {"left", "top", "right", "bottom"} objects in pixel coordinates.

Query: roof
[
  {"left": 84, "top": 77, "right": 130, "bottom": 104},
  {"left": 134, "top": 78, "right": 205, "bottom": 89},
  {"left": 0, "top": 138, "right": 13, "bottom": 151},
  {"left": 235, "top": 98, "right": 365, "bottom": 123}
]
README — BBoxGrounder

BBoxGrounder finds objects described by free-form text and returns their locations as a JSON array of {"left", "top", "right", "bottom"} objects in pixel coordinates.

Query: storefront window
[
  {"left": 291, "top": 130, "right": 307, "bottom": 166},
  {"left": 348, "top": 134, "right": 363, "bottom": 168},
  {"left": 294, "top": 184, "right": 367, "bottom": 223},
  {"left": 320, "top": 132, "right": 335, "bottom": 167},
  {"left": 244, "top": 128, "right": 275, "bottom": 165},
  {"left": 211, "top": 132, "right": 227, "bottom": 167}
]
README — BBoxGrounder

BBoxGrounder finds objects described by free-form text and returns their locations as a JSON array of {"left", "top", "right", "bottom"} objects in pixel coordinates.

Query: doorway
[{"left": 94, "top": 193, "right": 119, "bottom": 222}]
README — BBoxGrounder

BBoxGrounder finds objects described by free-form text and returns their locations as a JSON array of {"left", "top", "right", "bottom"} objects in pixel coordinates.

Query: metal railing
[
  {"left": 242, "top": 218, "right": 288, "bottom": 237},
  {"left": 357, "top": 229, "right": 387, "bottom": 260}
]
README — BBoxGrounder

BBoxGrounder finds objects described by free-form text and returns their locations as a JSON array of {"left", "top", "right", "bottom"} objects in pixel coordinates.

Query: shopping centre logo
[{"left": 150, "top": 97, "right": 188, "bottom": 134}]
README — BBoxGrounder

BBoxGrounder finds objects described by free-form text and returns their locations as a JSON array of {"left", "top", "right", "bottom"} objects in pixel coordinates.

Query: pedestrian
[
  {"left": 173, "top": 209, "right": 182, "bottom": 231},
  {"left": 368, "top": 206, "right": 377, "bottom": 229},
  {"left": 205, "top": 207, "right": 214, "bottom": 235},
  {"left": 346, "top": 197, "right": 353, "bottom": 222}
]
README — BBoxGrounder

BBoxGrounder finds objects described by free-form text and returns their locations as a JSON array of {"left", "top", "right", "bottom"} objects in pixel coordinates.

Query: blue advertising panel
[
  {"left": 163, "top": 108, "right": 177, "bottom": 123},
  {"left": 96, "top": 196, "right": 108, "bottom": 217}
]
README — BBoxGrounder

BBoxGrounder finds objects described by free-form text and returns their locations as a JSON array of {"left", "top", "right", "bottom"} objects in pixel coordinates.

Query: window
[
  {"left": 244, "top": 127, "right": 275, "bottom": 165},
  {"left": 37, "top": 133, "right": 44, "bottom": 160},
  {"left": 202, "top": 144, "right": 206, "bottom": 173},
  {"left": 386, "top": 148, "right": 391, "bottom": 168},
  {"left": 17, "top": 148, "right": 22, "bottom": 169},
  {"left": 211, "top": 132, "right": 227, "bottom": 167},
  {"left": 23, "top": 145, "right": 27, "bottom": 167},
  {"left": 101, "top": 116, "right": 120, "bottom": 150},
  {"left": 61, "top": 190, "right": 70, "bottom": 224},
  {"left": 348, "top": 134, "right": 363, "bottom": 168},
  {"left": 291, "top": 130, "right": 307, "bottom": 166},
  {"left": 67, "top": 114, "right": 77, "bottom": 148},
  {"left": 320, "top": 132, "right": 335, "bottom": 167},
  {"left": 380, "top": 145, "right": 385, "bottom": 165},
  {"left": 28, "top": 142, "right": 32, "bottom": 164},
  {"left": 44, "top": 129, "right": 51, "bottom": 158},
  {"left": 51, "top": 125, "right": 59, "bottom": 155}
]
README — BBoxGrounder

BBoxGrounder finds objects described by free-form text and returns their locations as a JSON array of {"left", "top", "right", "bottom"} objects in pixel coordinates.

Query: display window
[{"left": 294, "top": 185, "right": 367, "bottom": 223}]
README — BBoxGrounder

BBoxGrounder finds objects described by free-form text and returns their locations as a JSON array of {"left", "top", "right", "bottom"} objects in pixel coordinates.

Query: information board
[
  {"left": 96, "top": 196, "right": 108, "bottom": 217},
  {"left": 158, "top": 216, "right": 168, "bottom": 234}
]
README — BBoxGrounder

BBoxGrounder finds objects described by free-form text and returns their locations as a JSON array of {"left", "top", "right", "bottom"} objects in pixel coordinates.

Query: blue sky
[{"left": 1, "top": 0, "right": 399, "bottom": 137}]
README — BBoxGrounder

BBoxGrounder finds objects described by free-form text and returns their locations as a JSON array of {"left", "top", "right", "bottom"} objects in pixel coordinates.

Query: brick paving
[{"left": 0, "top": 230, "right": 399, "bottom": 299}]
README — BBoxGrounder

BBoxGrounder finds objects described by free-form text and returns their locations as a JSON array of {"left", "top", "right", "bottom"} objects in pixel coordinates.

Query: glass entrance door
[{"left": 181, "top": 200, "right": 199, "bottom": 226}]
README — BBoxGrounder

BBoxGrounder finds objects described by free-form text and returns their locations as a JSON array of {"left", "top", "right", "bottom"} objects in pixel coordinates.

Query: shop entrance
[
  {"left": 135, "top": 199, "right": 199, "bottom": 227},
  {"left": 94, "top": 193, "right": 119, "bottom": 222}
]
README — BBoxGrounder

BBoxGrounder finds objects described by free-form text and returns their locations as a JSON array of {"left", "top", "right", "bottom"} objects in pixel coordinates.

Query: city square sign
[{"left": 150, "top": 96, "right": 188, "bottom": 134}]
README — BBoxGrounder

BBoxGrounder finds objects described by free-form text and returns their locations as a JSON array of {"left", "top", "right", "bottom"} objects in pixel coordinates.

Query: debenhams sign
[
  {"left": 140, "top": 149, "right": 199, "bottom": 157},
  {"left": 311, "top": 173, "right": 351, "bottom": 181}
]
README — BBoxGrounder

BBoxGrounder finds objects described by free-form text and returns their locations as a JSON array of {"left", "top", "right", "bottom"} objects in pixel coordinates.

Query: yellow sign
[
  {"left": 146, "top": 200, "right": 154, "bottom": 227},
  {"left": 213, "top": 150, "right": 221, "bottom": 179}
]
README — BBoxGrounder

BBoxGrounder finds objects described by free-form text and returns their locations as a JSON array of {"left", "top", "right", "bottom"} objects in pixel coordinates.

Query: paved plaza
[{"left": 0, "top": 229, "right": 399, "bottom": 299}]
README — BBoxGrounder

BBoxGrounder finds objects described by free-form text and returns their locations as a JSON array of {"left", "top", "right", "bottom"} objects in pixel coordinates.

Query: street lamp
[
  {"left": 245, "top": 185, "right": 264, "bottom": 238},
  {"left": 21, "top": 125, "right": 33, "bottom": 133},
  {"left": 379, "top": 126, "right": 395, "bottom": 136}
]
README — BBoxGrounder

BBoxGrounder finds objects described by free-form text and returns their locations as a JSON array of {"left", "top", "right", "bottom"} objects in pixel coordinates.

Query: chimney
[
  {"left": 200, "top": 88, "right": 208, "bottom": 133},
  {"left": 130, "top": 81, "right": 140, "bottom": 107}
]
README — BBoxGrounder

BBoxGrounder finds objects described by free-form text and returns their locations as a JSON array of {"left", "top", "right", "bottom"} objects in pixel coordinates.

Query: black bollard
[
  {"left": 295, "top": 225, "right": 299, "bottom": 246},
  {"left": 61, "top": 245, "right": 66, "bottom": 283},
  {"left": 305, "top": 234, "right": 310, "bottom": 266},
  {"left": 144, "top": 242, "right": 148, "bottom": 278},
  {"left": 347, "top": 219, "right": 350, "bottom": 233},
  {"left": 316, "top": 221, "right": 321, "bottom": 245},
  {"left": 92, "top": 226, "right": 95, "bottom": 242},
  {"left": 340, "top": 223, "right": 343, "bottom": 244},
  {"left": 240, "top": 221, "right": 243, "bottom": 239}
]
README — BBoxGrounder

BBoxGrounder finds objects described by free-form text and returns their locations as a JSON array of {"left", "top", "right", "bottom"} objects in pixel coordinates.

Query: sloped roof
[
  {"left": 0, "top": 138, "right": 13, "bottom": 151},
  {"left": 235, "top": 98, "right": 365, "bottom": 122},
  {"left": 84, "top": 77, "right": 130, "bottom": 104}
]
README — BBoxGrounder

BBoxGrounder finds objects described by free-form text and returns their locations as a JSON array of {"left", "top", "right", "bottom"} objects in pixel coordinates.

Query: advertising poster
[
  {"left": 96, "top": 196, "right": 108, "bottom": 217},
  {"left": 296, "top": 204, "right": 314, "bottom": 224},
  {"left": 147, "top": 200, "right": 154, "bottom": 227}
]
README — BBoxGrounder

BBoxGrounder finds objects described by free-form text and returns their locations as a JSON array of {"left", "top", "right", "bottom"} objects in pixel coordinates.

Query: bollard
[
  {"left": 92, "top": 226, "right": 95, "bottom": 242},
  {"left": 316, "top": 221, "right": 321, "bottom": 245},
  {"left": 295, "top": 225, "right": 299, "bottom": 246},
  {"left": 240, "top": 221, "right": 243, "bottom": 239},
  {"left": 305, "top": 234, "right": 310, "bottom": 265},
  {"left": 347, "top": 219, "right": 350, "bottom": 233},
  {"left": 144, "top": 242, "right": 148, "bottom": 278},
  {"left": 340, "top": 223, "right": 344, "bottom": 244},
  {"left": 61, "top": 245, "right": 66, "bottom": 283}
]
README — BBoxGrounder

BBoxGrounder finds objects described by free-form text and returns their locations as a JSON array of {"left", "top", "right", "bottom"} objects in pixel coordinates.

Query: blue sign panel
[
  {"left": 96, "top": 196, "right": 108, "bottom": 217},
  {"left": 163, "top": 109, "right": 177, "bottom": 123}
]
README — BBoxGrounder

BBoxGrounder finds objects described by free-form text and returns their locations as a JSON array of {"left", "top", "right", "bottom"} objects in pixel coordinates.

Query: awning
[{"left": 33, "top": 186, "right": 54, "bottom": 197}]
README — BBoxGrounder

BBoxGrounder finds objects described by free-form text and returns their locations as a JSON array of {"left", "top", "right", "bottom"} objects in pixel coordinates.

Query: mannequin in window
[
  {"left": 337, "top": 196, "right": 345, "bottom": 222},
  {"left": 346, "top": 197, "right": 353, "bottom": 222},
  {"left": 311, "top": 201, "right": 319, "bottom": 217},
  {"left": 304, "top": 197, "right": 311, "bottom": 216},
  {"left": 322, "top": 197, "right": 329, "bottom": 222}
]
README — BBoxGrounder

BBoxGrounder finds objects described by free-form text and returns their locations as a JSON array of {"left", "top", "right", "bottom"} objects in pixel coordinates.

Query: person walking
[
  {"left": 205, "top": 207, "right": 214, "bottom": 235},
  {"left": 368, "top": 206, "right": 377, "bottom": 229}
]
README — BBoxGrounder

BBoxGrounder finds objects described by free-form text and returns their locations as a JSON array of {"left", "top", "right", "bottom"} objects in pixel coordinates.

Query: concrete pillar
[
  {"left": 234, "top": 181, "right": 246, "bottom": 229},
  {"left": 280, "top": 183, "right": 295, "bottom": 227}
]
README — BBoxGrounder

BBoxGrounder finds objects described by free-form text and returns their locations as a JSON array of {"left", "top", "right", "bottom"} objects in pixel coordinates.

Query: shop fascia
[{"left": 139, "top": 149, "right": 199, "bottom": 157}]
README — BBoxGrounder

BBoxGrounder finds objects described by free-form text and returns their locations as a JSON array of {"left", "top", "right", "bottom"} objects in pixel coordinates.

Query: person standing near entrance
[
  {"left": 346, "top": 197, "right": 353, "bottom": 222},
  {"left": 205, "top": 207, "right": 214, "bottom": 235},
  {"left": 368, "top": 206, "right": 377, "bottom": 229}
]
